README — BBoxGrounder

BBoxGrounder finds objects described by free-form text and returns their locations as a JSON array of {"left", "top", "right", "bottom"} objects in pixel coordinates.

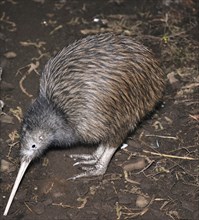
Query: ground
[{"left": 0, "top": 0, "right": 198, "bottom": 219}]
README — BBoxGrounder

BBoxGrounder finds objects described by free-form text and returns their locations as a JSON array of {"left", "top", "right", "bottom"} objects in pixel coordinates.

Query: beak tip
[{"left": 3, "top": 159, "right": 31, "bottom": 216}]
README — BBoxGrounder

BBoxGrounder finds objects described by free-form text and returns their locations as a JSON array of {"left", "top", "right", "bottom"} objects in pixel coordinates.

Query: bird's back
[{"left": 39, "top": 33, "right": 164, "bottom": 144}]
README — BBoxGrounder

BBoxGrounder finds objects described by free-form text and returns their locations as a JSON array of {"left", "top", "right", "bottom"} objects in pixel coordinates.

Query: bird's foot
[
  {"left": 68, "top": 145, "right": 117, "bottom": 180},
  {"left": 68, "top": 162, "right": 106, "bottom": 180}
]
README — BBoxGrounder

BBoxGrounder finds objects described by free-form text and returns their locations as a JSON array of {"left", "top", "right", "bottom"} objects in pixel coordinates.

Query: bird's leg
[
  {"left": 69, "top": 144, "right": 117, "bottom": 180},
  {"left": 69, "top": 144, "right": 105, "bottom": 165}
]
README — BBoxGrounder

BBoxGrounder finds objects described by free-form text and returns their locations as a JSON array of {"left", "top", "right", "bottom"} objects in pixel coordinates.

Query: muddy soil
[{"left": 0, "top": 0, "right": 198, "bottom": 219}]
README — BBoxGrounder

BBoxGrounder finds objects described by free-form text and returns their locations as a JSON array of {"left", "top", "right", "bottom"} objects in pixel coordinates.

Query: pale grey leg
[
  {"left": 70, "top": 145, "right": 105, "bottom": 165},
  {"left": 69, "top": 145, "right": 117, "bottom": 180}
]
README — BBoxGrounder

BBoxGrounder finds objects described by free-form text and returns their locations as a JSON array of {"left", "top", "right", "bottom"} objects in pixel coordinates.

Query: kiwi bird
[{"left": 4, "top": 33, "right": 164, "bottom": 216}]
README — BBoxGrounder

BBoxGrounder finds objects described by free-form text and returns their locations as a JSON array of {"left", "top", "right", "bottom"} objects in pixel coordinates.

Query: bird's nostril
[{"left": 32, "top": 144, "right": 36, "bottom": 148}]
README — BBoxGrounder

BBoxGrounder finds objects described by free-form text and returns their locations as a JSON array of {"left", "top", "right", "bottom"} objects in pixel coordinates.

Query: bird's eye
[
  {"left": 39, "top": 136, "right": 43, "bottom": 141},
  {"left": 32, "top": 144, "right": 36, "bottom": 149}
]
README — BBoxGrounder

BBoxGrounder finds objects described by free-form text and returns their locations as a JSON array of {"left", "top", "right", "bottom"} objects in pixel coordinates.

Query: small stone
[
  {"left": 0, "top": 114, "right": 14, "bottom": 124},
  {"left": 1, "top": 159, "right": 16, "bottom": 173},
  {"left": 167, "top": 71, "right": 180, "bottom": 89},
  {"left": 4, "top": 51, "right": 17, "bottom": 59},
  {"left": 123, "top": 158, "right": 146, "bottom": 172},
  {"left": 135, "top": 195, "right": 150, "bottom": 208},
  {"left": 53, "top": 192, "right": 65, "bottom": 198}
]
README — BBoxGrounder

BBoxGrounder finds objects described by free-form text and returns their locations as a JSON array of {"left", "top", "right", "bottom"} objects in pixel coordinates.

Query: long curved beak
[{"left": 3, "top": 159, "right": 31, "bottom": 216}]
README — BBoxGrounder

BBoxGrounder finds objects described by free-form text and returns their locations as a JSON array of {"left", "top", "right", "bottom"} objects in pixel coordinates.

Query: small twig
[
  {"left": 124, "top": 171, "right": 140, "bottom": 185},
  {"left": 44, "top": 182, "right": 54, "bottom": 194},
  {"left": 52, "top": 202, "right": 75, "bottom": 209},
  {"left": 145, "top": 134, "right": 178, "bottom": 140},
  {"left": 6, "top": 141, "right": 19, "bottom": 159},
  {"left": 135, "top": 160, "right": 155, "bottom": 174},
  {"left": 116, "top": 202, "right": 122, "bottom": 220},
  {"left": 145, "top": 194, "right": 155, "bottom": 210},
  {"left": 143, "top": 150, "right": 198, "bottom": 160},
  {"left": 77, "top": 197, "right": 89, "bottom": 209},
  {"left": 19, "top": 74, "right": 33, "bottom": 97},
  {"left": 24, "top": 202, "right": 33, "bottom": 213},
  {"left": 9, "top": 106, "right": 23, "bottom": 122},
  {"left": 0, "top": 12, "right": 17, "bottom": 31},
  {"left": 31, "top": 53, "right": 49, "bottom": 61},
  {"left": 168, "top": 145, "right": 197, "bottom": 153},
  {"left": 50, "top": 25, "right": 63, "bottom": 35},
  {"left": 174, "top": 100, "right": 199, "bottom": 105},
  {"left": 189, "top": 114, "right": 199, "bottom": 122},
  {"left": 118, "top": 194, "right": 156, "bottom": 219},
  {"left": 160, "top": 200, "right": 172, "bottom": 211},
  {"left": 17, "top": 62, "right": 40, "bottom": 97},
  {"left": 20, "top": 41, "right": 46, "bottom": 49}
]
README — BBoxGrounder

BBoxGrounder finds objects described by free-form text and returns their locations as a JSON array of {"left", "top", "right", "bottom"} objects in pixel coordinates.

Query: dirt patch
[{"left": 0, "top": 0, "right": 198, "bottom": 219}]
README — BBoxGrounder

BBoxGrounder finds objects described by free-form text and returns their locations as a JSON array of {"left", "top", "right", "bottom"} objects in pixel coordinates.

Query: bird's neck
[{"left": 35, "top": 96, "right": 79, "bottom": 147}]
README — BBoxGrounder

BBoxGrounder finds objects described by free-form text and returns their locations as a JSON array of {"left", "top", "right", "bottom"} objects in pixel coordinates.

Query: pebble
[
  {"left": 0, "top": 114, "right": 14, "bottom": 124},
  {"left": 135, "top": 195, "right": 150, "bottom": 208},
  {"left": 123, "top": 158, "right": 146, "bottom": 172},
  {"left": 3, "top": 51, "right": 17, "bottom": 59},
  {"left": 1, "top": 159, "right": 16, "bottom": 173}
]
